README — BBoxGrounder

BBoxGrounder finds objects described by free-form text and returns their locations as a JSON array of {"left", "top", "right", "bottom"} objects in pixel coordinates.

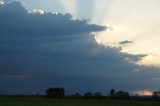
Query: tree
[
  {"left": 115, "top": 91, "right": 130, "bottom": 99},
  {"left": 84, "top": 92, "right": 92, "bottom": 98},
  {"left": 71, "top": 92, "right": 81, "bottom": 98},
  {"left": 75, "top": 92, "right": 81, "bottom": 97},
  {"left": 153, "top": 91, "right": 160, "bottom": 99},
  {"left": 110, "top": 89, "right": 115, "bottom": 96},
  {"left": 46, "top": 87, "right": 65, "bottom": 98},
  {"left": 93, "top": 92, "right": 103, "bottom": 98}
]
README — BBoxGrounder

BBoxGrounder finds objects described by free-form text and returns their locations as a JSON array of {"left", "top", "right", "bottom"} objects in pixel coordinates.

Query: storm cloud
[{"left": 0, "top": 2, "right": 160, "bottom": 95}]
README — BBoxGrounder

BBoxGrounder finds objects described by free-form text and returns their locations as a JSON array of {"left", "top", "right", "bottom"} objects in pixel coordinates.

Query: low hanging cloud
[
  {"left": 119, "top": 40, "right": 134, "bottom": 45},
  {"left": 0, "top": 2, "right": 160, "bottom": 94}
]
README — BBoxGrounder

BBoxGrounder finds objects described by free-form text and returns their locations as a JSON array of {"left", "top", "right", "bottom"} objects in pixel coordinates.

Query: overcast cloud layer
[{"left": 0, "top": 2, "right": 160, "bottom": 95}]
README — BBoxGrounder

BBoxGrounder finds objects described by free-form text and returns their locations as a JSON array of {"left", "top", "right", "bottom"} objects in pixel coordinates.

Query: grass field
[{"left": 0, "top": 97, "right": 160, "bottom": 106}]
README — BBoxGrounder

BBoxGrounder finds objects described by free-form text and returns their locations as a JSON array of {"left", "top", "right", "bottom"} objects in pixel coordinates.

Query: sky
[{"left": 0, "top": 0, "right": 160, "bottom": 95}]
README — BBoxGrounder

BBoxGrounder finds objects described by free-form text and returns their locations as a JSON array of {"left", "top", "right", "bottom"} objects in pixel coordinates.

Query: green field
[{"left": 0, "top": 97, "right": 160, "bottom": 106}]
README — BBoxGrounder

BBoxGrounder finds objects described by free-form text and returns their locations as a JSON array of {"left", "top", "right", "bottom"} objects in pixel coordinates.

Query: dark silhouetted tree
[
  {"left": 135, "top": 94, "right": 139, "bottom": 97},
  {"left": 110, "top": 89, "right": 115, "bottom": 96},
  {"left": 153, "top": 91, "right": 160, "bottom": 99},
  {"left": 36, "top": 92, "right": 39, "bottom": 96},
  {"left": 93, "top": 92, "right": 103, "bottom": 98},
  {"left": 115, "top": 91, "right": 130, "bottom": 99},
  {"left": 46, "top": 87, "right": 65, "bottom": 98},
  {"left": 84, "top": 92, "right": 92, "bottom": 98},
  {"left": 75, "top": 93, "right": 81, "bottom": 97},
  {"left": 71, "top": 92, "right": 81, "bottom": 98}
]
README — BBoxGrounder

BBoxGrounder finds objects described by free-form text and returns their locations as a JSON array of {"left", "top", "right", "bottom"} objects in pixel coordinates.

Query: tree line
[{"left": 46, "top": 87, "right": 130, "bottom": 99}]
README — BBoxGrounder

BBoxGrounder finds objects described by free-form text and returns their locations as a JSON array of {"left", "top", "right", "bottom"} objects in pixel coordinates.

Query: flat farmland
[{"left": 0, "top": 97, "right": 160, "bottom": 106}]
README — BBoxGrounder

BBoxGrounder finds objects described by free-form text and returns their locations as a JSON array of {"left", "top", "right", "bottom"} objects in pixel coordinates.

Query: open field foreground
[{"left": 0, "top": 97, "right": 160, "bottom": 106}]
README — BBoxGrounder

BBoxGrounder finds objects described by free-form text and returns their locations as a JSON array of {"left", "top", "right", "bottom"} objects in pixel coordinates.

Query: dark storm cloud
[
  {"left": 0, "top": 2, "right": 106, "bottom": 36},
  {"left": 0, "top": 2, "right": 160, "bottom": 95},
  {"left": 119, "top": 40, "right": 134, "bottom": 45}
]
